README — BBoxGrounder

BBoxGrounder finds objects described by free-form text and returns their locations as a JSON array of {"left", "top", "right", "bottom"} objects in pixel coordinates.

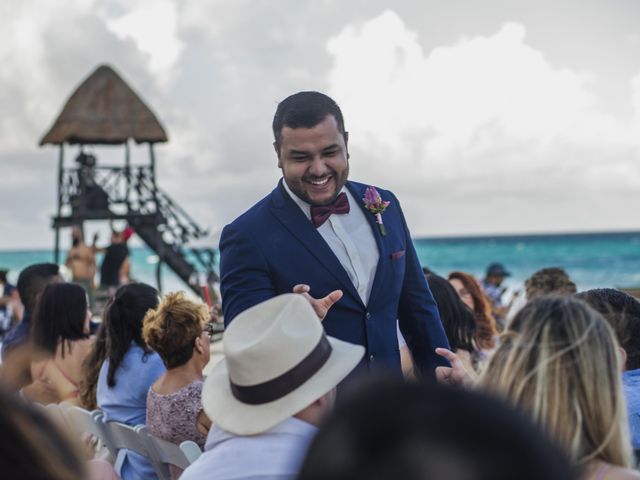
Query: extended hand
[
  {"left": 292, "top": 284, "right": 343, "bottom": 321},
  {"left": 434, "top": 347, "right": 477, "bottom": 387}
]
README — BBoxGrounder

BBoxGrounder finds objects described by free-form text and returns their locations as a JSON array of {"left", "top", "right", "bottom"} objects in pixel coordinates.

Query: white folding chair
[
  {"left": 100, "top": 419, "right": 155, "bottom": 475},
  {"left": 33, "top": 402, "right": 72, "bottom": 435},
  {"left": 60, "top": 404, "right": 113, "bottom": 461},
  {"left": 136, "top": 425, "right": 202, "bottom": 480}
]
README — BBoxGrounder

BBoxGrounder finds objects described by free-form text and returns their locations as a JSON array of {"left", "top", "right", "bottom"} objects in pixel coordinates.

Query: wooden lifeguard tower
[{"left": 39, "top": 64, "right": 217, "bottom": 297}]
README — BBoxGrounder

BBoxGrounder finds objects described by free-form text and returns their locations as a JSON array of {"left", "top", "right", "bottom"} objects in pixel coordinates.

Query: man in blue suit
[{"left": 220, "top": 91, "right": 449, "bottom": 377}]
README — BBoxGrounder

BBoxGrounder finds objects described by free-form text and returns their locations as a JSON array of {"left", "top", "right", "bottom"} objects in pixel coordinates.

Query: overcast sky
[{"left": 1, "top": 0, "right": 640, "bottom": 250}]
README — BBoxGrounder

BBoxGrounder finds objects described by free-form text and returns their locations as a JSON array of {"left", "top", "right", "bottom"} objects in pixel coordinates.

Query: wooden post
[
  {"left": 125, "top": 139, "right": 131, "bottom": 208},
  {"left": 156, "top": 260, "right": 163, "bottom": 294},
  {"left": 149, "top": 143, "right": 158, "bottom": 209},
  {"left": 54, "top": 144, "right": 64, "bottom": 264},
  {"left": 54, "top": 227, "right": 60, "bottom": 264}
]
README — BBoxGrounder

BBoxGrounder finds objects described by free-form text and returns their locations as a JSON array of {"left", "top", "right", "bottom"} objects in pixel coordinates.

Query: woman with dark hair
[
  {"left": 29, "top": 282, "right": 94, "bottom": 405},
  {"left": 448, "top": 271, "right": 499, "bottom": 346},
  {"left": 0, "top": 386, "right": 87, "bottom": 479},
  {"left": 96, "top": 282, "right": 165, "bottom": 480},
  {"left": 79, "top": 323, "right": 107, "bottom": 410},
  {"left": 426, "top": 274, "right": 479, "bottom": 373}
]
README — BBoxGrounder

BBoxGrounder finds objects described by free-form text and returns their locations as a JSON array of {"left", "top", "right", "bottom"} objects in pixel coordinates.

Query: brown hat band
[{"left": 229, "top": 334, "right": 333, "bottom": 405}]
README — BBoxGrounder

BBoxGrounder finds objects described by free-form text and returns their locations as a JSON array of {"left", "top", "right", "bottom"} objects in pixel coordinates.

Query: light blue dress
[
  {"left": 97, "top": 342, "right": 166, "bottom": 480},
  {"left": 623, "top": 368, "right": 640, "bottom": 449}
]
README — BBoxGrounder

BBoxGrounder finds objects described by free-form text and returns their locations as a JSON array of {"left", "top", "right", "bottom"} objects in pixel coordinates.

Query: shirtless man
[{"left": 65, "top": 226, "right": 97, "bottom": 305}]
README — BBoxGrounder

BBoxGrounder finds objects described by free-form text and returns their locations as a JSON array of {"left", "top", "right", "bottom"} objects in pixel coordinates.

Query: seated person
[
  {"left": 297, "top": 378, "right": 575, "bottom": 480},
  {"left": 576, "top": 288, "right": 640, "bottom": 451},
  {"left": 525, "top": 267, "right": 577, "bottom": 300},
  {"left": 181, "top": 294, "right": 364, "bottom": 480},
  {"left": 143, "top": 292, "right": 213, "bottom": 478},
  {"left": 427, "top": 274, "right": 482, "bottom": 373},
  {"left": 30, "top": 283, "right": 94, "bottom": 404},
  {"left": 0, "top": 268, "right": 20, "bottom": 336},
  {"left": 0, "top": 264, "right": 63, "bottom": 401},
  {"left": 97, "top": 283, "right": 165, "bottom": 480},
  {"left": 437, "top": 296, "right": 640, "bottom": 480}
]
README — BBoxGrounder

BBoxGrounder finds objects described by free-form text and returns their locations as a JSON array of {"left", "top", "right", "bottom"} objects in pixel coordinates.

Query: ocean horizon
[{"left": 1, "top": 230, "right": 639, "bottom": 296}]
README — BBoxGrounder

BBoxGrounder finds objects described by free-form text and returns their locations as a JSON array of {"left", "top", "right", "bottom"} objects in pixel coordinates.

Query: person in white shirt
[
  {"left": 180, "top": 294, "right": 364, "bottom": 480},
  {"left": 219, "top": 91, "right": 450, "bottom": 379}
]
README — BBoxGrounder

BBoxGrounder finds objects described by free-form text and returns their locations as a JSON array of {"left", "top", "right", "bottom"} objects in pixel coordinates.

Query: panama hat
[{"left": 202, "top": 293, "right": 364, "bottom": 435}]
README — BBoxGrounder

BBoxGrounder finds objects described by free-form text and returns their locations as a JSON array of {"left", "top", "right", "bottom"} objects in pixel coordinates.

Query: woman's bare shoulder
[{"left": 599, "top": 465, "right": 640, "bottom": 480}]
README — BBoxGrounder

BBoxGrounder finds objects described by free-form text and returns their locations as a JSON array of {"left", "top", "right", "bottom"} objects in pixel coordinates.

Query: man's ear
[
  {"left": 273, "top": 142, "right": 282, "bottom": 168},
  {"left": 619, "top": 346, "right": 628, "bottom": 372},
  {"left": 344, "top": 131, "right": 350, "bottom": 160}
]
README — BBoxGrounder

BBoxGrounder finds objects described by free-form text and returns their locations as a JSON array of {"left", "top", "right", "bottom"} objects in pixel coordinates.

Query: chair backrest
[
  {"left": 60, "top": 404, "right": 113, "bottom": 460},
  {"left": 136, "top": 425, "right": 202, "bottom": 480},
  {"left": 33, "top": 403, "right": 71, "bottom": 433},
  {"left": 61, "top": 403, "right": 106, "bottom": 440},
  {"left": 101, "top": 420, "right": 151, "bottom": 460},
  {"left": 97, "top": 419, "right": 157, "bottom": 477}
]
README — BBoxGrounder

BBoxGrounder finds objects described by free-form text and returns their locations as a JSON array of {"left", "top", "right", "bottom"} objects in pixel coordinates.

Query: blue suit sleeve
[
  {"left": 219, "top": 223, "right": 278, "bottom": 326},
  {"left": 393, "top": 194, "right": 451, "bottom": 376}
]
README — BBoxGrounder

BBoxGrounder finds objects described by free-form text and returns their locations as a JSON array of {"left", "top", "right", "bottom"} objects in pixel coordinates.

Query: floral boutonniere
[{"left": 363, "top": 186, "right": 391, "bottom": 236}]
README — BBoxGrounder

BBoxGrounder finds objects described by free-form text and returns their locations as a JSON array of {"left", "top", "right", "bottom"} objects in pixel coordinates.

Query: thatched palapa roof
[{"left": 40, "top": 65, "right": 168, "bottom": 145}]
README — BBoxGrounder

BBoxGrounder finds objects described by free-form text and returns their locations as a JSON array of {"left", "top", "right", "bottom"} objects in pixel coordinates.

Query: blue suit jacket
[{"left": 219, "top": 180, "right": 450, "bottom": 376}]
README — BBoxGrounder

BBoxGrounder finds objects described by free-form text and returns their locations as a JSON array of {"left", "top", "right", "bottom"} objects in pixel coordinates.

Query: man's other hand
[
  {"left": 435, "top": 348, "right": 477, "bottom": 387},
  {"left": 292, "top": 284, "right": 343, "bottom": 321}
]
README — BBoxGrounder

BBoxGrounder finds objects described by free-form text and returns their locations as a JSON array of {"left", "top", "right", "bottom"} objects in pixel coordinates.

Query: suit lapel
[
  {"left": 345, "top": 182, "right": 387, "bottom": 307},
  {"left": 270, "top": 180, "right": 365, "bottom": 307}
]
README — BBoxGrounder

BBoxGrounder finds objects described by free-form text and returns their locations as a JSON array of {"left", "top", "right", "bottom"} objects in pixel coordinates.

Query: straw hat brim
[{"left": 202, "top": 336, "right": 364, "bottom": 436}]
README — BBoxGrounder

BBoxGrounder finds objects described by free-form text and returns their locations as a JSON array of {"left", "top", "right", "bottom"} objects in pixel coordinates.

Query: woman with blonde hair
[
  {"left": 143, "top": 291, "right": 213, "bottom": 477},
  {"left": 437, "top": 296, "right": 640, "bottom": 480}
]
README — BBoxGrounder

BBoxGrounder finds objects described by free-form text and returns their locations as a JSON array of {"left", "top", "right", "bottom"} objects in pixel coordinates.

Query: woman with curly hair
[{"left": 143, "top": 292, "right": 212, "bottom": 479}]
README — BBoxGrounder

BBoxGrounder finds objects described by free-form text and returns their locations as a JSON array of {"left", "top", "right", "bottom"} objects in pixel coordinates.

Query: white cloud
[
  {"left": 326, "top": 11, "right": 640, "bottom": 235},
  {"left": 103, "top": 0, "right": 183, "bottom": 88},
  {"left": 1, "top": 2, "right": 639, "bottom": 248}
]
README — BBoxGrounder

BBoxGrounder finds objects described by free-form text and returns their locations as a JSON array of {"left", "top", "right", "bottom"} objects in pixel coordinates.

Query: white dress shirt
[
  {"left": 180, "top": 417, "right": 318, "bottom": 480},
  {"left": 282, "top": 180, "right": 379, "bottom": 304}
]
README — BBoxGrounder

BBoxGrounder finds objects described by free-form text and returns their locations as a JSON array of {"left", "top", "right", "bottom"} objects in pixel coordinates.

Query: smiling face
[{"left": 276, "top": 114, "right": 349, "bottom": 206}]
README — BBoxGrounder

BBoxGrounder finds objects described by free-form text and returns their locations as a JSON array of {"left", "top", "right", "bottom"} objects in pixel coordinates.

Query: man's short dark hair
[
  {"left": 272, "top": 91, "right": 346, "bottom": 151},
  {"left": 298, "top": 378, "right": 575, "bottom": 480},
  {"left": 16, "top": 263, "right": 60, "bottom": 312},
  {"left": 576, "top": 288, "right": 640, "bottom": 370}
]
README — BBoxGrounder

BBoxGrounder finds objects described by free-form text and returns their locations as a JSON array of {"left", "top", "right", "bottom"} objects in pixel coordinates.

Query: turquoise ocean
[{"left": 0, "top": 231, "right": 639, "bottom": 296}]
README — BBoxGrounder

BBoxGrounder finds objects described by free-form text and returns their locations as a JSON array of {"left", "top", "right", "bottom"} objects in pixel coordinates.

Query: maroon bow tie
[{"left": 310, "top": 192, "right": 350, "bottom": 228}]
